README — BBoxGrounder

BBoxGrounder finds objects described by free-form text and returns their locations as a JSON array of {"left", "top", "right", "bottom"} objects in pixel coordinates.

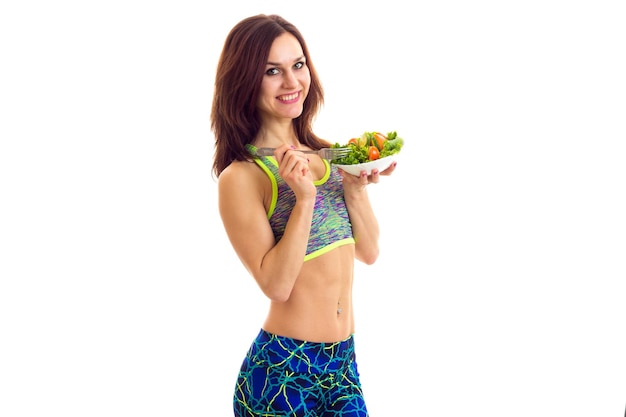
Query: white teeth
[{"left": 278, "top": 93, "right": 298, "bottom": 101}]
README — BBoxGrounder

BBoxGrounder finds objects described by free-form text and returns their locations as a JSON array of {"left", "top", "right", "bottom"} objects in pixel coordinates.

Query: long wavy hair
[{"left": 210, "top": 14, "right": 329, "bottom": 178}]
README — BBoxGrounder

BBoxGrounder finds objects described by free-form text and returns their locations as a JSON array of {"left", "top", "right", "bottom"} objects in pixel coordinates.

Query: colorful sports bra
[{"left": 247, "top": 144, "right": 355, "bottom": 261}]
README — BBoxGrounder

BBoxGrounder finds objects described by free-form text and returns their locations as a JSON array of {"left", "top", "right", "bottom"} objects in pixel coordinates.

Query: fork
[{"left": 255, "top": 147, "right": 351, "bottom": 160}]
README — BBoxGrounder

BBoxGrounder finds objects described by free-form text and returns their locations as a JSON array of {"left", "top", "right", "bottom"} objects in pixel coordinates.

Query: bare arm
[
  {"left": 340, "top": 163, "right": 397, "bottom": 264},
  {"left": 218, "top": 146, "right": 317, "bottom": 302}
]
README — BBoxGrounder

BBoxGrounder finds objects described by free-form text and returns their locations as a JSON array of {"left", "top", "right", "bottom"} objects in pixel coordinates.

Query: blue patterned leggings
[{"left": 233, "top": 329, "right": 368, "bottom": 417}]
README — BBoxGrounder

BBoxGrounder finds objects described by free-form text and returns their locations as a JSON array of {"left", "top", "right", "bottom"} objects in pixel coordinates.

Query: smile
[{"left": 277, "top": 92, "right": 299, "bottom": 103}]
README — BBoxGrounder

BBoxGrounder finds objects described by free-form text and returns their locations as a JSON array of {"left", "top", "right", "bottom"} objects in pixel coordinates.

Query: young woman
[{"left": 211, "top": 14, "right": 396, "bottom": 417}]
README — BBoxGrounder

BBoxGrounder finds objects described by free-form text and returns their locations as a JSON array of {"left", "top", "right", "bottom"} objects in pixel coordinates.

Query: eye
[
  {"left": 294, "top": 61, "right": 305, "bottom": 70},
  {"left": 265, "top": 67, "right": 280, "bottom": 76}
]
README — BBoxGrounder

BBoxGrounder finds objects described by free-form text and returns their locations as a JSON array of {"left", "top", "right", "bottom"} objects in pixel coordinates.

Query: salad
[{"left": 330, "top": 131, "right": 404, "bottom": 165}]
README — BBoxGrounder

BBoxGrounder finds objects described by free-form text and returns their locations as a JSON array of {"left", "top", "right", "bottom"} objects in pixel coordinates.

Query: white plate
[{"left": 333, "top": 154, "right": 398, "bottom": 176}]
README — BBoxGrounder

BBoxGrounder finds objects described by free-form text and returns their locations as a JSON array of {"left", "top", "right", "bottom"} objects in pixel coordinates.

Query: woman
[{"left": 211, "top": 14, "right": 396, "bottom": 417}]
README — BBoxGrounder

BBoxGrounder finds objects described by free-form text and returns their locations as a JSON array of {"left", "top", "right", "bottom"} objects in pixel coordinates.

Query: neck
[{"left": 254, "top": 121, "right": 299, "bottom": 148}]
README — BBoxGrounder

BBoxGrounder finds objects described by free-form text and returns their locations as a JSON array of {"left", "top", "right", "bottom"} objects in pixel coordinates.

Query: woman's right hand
[{"left": 274, "top": 145, "right": 317, "bottom": 200}]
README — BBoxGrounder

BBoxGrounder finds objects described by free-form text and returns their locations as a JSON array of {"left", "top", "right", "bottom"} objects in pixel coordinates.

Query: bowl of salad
[{"left": 331, "top": 131, "right": 403, "bottom": 176}]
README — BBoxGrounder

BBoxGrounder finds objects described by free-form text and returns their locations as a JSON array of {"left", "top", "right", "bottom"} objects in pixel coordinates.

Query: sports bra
[{"left": 247, "top": 144, "right": 355, "bottom": 261}]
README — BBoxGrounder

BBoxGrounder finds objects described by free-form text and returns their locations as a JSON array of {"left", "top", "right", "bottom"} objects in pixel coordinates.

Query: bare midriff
[{"left": 262, "top": 244, "right": 356, "bottom": 343}]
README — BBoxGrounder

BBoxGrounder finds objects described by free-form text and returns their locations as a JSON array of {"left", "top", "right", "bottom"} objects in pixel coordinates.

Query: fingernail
[{"left": 290, "top": 145, "right": 296, "bottom": 149}]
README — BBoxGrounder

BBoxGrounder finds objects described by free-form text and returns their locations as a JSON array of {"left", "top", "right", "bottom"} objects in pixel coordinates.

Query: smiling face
[{"left": 256, "top": 33, "right": 311, "bottom": 123}]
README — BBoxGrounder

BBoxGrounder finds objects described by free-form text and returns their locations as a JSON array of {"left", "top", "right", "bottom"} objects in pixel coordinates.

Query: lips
[{"left": 277, "top": 92, "right": 299, "bottom": 103}]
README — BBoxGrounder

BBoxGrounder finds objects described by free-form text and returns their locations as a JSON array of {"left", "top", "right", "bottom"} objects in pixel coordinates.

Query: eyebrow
[{"left": 266, "top": 55, "right": 305, "bottom": 66}]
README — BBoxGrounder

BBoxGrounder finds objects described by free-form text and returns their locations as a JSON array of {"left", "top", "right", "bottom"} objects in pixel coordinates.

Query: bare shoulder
[
  {"left": 218, "top": 159, "right": 274, "bottom": 260},
  {"left": 219, "top": 159, "right": 265, "bottom": 194},
  {"left": 218, "top": 159, "right": 269, "bottom": 214}
]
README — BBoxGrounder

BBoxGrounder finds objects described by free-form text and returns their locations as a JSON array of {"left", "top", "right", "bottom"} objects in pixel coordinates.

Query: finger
[
  {"left": 274, "top": 144, "right": 296, "bottom": 164},
  {"left": 368, "top": 169, "right": 380, "bottom": 184},
  {"left": 379, "top": 161, "right": 397, "bottom": 176},
  {"left": 359, "top": 170, "right": 370, "bottom": 185},
  {"left": 339, "top": 168, "right": 357, "bottom": 182},
  {"left": 279, "top": 153, "right": 299, "bottom": 177},
  {"left": 280, "top": 151, "right": 309, "bottom": 179}
]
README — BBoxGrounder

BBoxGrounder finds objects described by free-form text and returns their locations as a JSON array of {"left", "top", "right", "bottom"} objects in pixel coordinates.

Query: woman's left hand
[{"left": 339, "top": 161, "right": 397, "bottom": 192}]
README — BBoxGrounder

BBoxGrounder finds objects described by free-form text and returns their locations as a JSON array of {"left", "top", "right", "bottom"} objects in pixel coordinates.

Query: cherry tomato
[
  {"left": 348, "top": 138, "right": 359, "bottom": 146},
  {"left": 372, "top": 132, "right": 387, "bottom": 151},
  {"left": 368, "top": 145, "right": 380, "bottom": 160}
]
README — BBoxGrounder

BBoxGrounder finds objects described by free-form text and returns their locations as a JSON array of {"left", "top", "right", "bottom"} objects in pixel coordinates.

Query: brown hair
[{"left": 210, "top": 14, "right": 329, "bottom": 178}]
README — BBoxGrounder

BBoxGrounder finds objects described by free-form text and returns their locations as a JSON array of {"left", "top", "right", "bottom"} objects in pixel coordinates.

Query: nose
[{"left": 283, "top": 69, "right": 298, "bottom": 88}]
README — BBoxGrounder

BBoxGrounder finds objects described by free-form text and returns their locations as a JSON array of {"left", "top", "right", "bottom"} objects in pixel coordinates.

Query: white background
[{"left": 1, "top": 1, "right": 625, "bottom": 416}]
